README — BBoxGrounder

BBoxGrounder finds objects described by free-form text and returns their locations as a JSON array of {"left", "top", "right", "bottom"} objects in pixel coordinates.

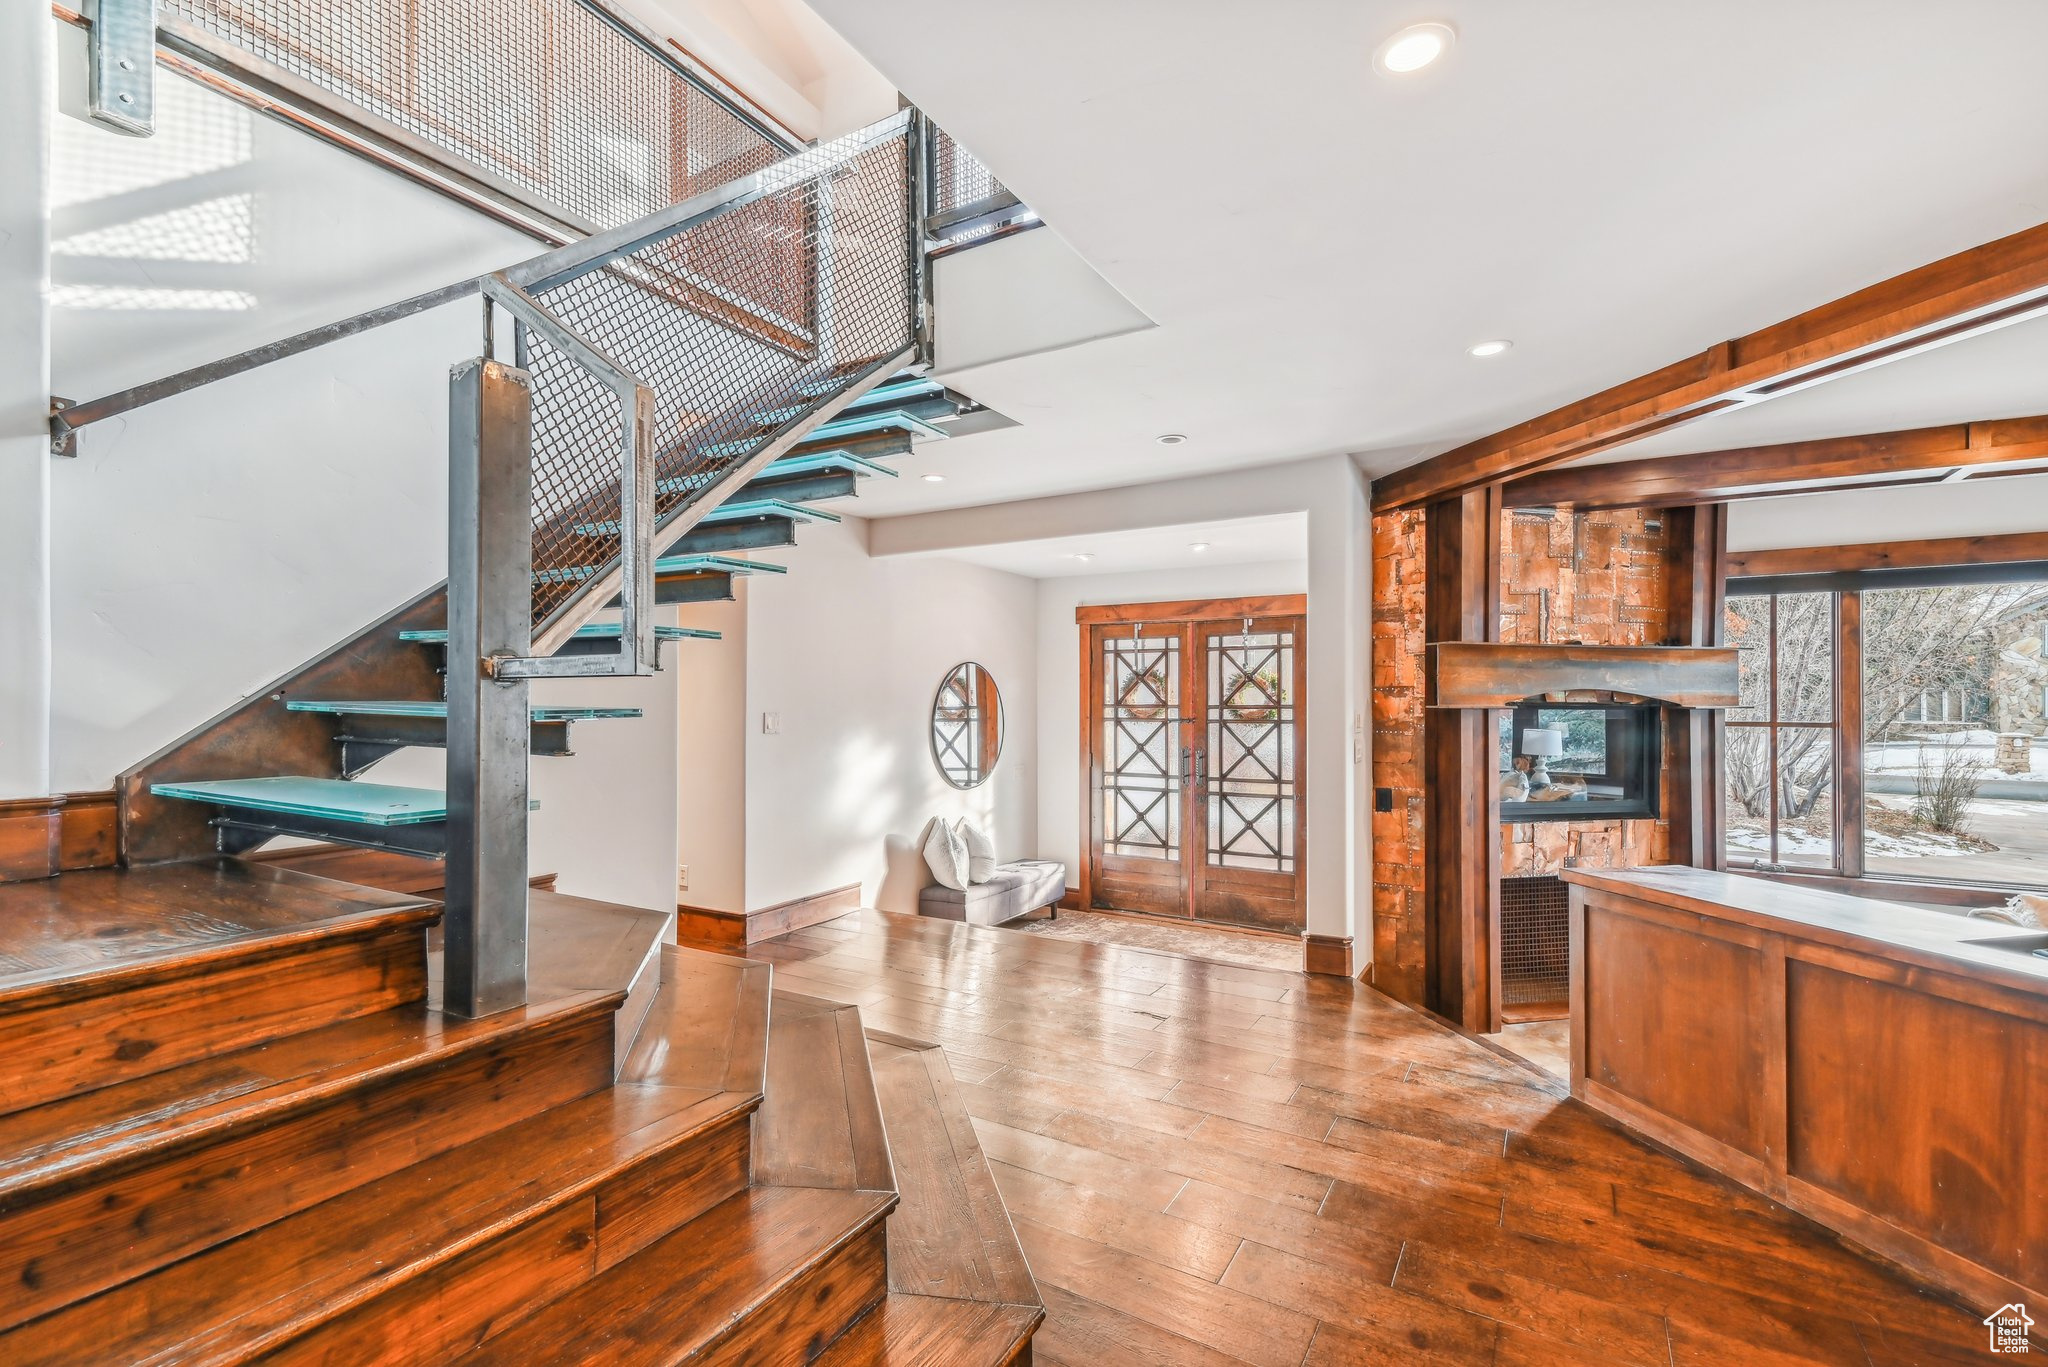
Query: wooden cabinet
[{"left": 1566, "top": 866, "right": 2047, "bottom": 1314}]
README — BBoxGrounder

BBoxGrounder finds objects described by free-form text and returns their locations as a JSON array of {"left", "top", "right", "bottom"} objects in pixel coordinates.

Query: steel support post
[{"left": 445, "top": 357, "right": 534, "bottom": 1017}]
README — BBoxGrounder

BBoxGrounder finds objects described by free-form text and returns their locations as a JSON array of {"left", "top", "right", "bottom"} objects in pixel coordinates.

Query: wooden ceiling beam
[
  {"left": 1497, "top": 415, "right": 2048, "bottom": 511},
  {"left": 1372, "top": 221, "right": 2048, "bottom": 511},
  {"left": 1724, "top": 530, "right": 2048, "bottom": 578}
]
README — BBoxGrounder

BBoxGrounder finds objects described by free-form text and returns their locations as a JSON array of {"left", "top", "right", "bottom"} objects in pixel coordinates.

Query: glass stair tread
[
  {"left": 398, "top": 625, "right": 721, "bottom": 644},
  {"left": 285, "top": 701, "right": 643, "bottom": 721},
  {"left": 149, "top": 777, "right": 504, "bottom": 827},
  {"left": 654, "top": 554, "right": 787, "bottom": 576},
  {"left": 806, "top": 409, "right": 948, "bottom": 444},
  {"left": 571, "top": 499, "right": 835, "bottom": 537},
  {"left": 845, "top": 376, "right": 947, "bottom": 408},
  {"left": 700, "top": 499, "right": 840, "bottom": 525},
  {"left": 697, "top": 410, "right": 945, "bottom": 461},
  {"left": 758, "top": 450, "right": 899, "bottom": 480}
]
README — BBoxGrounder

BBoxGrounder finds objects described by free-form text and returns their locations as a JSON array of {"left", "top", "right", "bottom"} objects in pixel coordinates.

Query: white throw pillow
[
  {"left": 923, "top": 819, "right": 970, "bottom": 891},
  {"left": 956, "top": 820, "right": 997, "bottom": 884}
]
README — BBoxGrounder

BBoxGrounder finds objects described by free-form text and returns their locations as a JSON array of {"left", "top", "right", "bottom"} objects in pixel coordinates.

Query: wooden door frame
[{"left": 1077, "top": 595, "right": 1309, "bottom": 927}]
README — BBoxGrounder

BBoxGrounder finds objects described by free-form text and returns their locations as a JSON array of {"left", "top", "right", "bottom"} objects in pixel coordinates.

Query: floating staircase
[{"left": 132, "top": 368, "right": 978, "bottom": 868}]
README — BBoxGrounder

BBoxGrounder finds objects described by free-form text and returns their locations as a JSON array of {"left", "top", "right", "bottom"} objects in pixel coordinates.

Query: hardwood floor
[{"left": 749, "top": 910, "right": 2002, "bottom": 1366}]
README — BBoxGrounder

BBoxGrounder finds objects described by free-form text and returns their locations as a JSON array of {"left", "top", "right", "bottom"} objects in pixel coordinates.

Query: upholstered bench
[{"left": 918, "top": 859, "right": 1067, "bottom": 927}]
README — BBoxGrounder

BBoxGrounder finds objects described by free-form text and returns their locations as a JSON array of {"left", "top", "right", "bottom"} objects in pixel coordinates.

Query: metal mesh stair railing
[{"left": 483, "top": 111, "right": 924, "bottom": 661}]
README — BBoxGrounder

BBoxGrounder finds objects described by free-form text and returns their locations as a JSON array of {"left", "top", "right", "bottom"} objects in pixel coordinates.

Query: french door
[{"left": 1081, "top": 598, "right": 1306, "bottom": 932}]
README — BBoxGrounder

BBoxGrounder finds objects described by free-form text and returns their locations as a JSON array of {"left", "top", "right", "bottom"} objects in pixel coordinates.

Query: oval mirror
[{"left": 931, "top": 662, "right": 1004, "bottom": 789}]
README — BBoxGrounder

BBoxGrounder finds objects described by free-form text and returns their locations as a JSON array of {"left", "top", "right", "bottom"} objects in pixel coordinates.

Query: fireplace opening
[{"left": 1498, "top": 700, "right": 1662, "bottom": 823}]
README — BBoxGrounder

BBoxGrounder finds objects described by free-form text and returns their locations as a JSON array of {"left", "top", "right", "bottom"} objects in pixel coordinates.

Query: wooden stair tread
[
  {"left": 0, "top": 985, "right": 616, "bottom": 1201},
  {"left": 755, "top": 990, "right": 895, "bottom": 1192},
  {"left": 0, "top": 1082, "right": 757, "bottom": 1367},
  {"left": 622, "top": 946, "right": 773, "bottom": 1096},
  {"left": 864, "top": 1033, "right": 1040, "bottom": 1309},
  {"left": 0, "top": 858, "right": 436, "bottom": 1008},
  {"left": 814, "top": 1296, "right": 1041, "bottom": 1367},
  {"left": 451, "top": 1185, "right": 895, "bottom": 1367}
]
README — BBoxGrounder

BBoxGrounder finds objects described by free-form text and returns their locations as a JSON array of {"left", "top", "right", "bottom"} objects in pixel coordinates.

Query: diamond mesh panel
[
  {"left": 1501, "top": 875, "right": 1569, "bottom": 1014},
  {"left": 163, "top": 0, "right": 786, "bottom": 229},
  {"left": 931, "top": 125, "right": 1009, "bottom": 218},
  {"left": 520, "top": 121, "right": 917, "bottom": 627}
]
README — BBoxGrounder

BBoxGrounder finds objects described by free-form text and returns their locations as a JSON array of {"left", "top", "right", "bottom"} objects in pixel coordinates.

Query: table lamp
[{"left": 1521, "top": 727, "right": 1564, "bottom": 790}]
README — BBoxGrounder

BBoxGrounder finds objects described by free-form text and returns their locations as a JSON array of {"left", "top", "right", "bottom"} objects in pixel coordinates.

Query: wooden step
[
  {"left": 863, "top": 1032, "right": 1039, "bottom": 1311},
  {"left": 0, "top": 988, "right": 618, "bottom": 1329},
  {"left": 0, "top": 858, "right": 436, "bottom": 1117},
  {"left": 833, "top": 1030, "right": 1042, "bottom": 1366},
  {"left": 450, "top": 1185, "right": 895, "bottom": 1367},
  {"left": 813, "top": 1296, "right": 1041, "bottom": 1367},
  {"left": 527, "top": 889, "right": 673, "bottom": 1073},
  {"left": 0, "top": 944, "right": 774, "bottom": 1367},
  {"left": 755, "top": 991, "right": 895, "bottom": 1193}
]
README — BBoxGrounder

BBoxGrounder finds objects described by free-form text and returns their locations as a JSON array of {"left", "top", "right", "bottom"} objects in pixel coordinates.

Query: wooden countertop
[{"left": 1561, "top": 865, "right": 2048, "bottom": 997}]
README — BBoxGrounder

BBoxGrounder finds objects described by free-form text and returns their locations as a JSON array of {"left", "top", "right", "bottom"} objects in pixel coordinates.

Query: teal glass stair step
[
  {"left": 286, "top": 701, "right": 643, "bottom": 721},
  {"left": 697, "top": 410, "right": 945, "bottom": 461},
  {"left": 760, "top": 450, "right": 900, "bottom": 480},
  {"left": 846, "top": 376, "right": 946, "bottom": 408},
  {"left": 701, "top": 498, "right": 840, "bottom": 525},
  {"left": 759, "top": 378, "right": 943, "bottom": 425},
  {"left": 572, "top": 500, "right": 835, "bottom": 538},
  {"left": 654, "top": 554, "right": 787, "bottom": 577},
  {"left": 399, "top": 625, "right": 721, "bottom": 645},
  {"left": 148, "top": 777, "right": 537, "bottom": 827},
  {"left": 805, "top": 409, "right": 948, "bottom": 444}
]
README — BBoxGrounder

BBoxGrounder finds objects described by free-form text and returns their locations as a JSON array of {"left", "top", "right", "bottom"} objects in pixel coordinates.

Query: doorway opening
[{"left": 1079, "top": 595, "right": 1308, "bottom": 936}]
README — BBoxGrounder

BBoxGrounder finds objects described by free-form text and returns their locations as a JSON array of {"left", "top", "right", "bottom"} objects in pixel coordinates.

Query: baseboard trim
[
  {"left": 0, "top": 792, "right": 118, "bottom": 883},
  {"left": 1304, "top": 933, "right": 1356, "bottom": 978},
  {"left": 1056, "top": 888, "right": 1081, "bottom": 911},
  {"left": 677, "top": 882, "right": 863, "bottom": 951}
]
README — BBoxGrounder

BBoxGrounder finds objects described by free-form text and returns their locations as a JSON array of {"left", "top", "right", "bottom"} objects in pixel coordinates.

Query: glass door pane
[
  {"left": 1204, "top": 626, "right": 1297, "bottom": 874},
  {"left": 1100, "top": 632, "right": 1183, "bottom": 859}
]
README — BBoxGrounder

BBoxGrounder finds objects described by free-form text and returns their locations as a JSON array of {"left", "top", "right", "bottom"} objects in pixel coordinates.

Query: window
[
  {"left": 1860, "top": 580, "right": 2048, "bottom": 886},
  {"left": 1723, "top": 592, "right": 1840, "bottom": 870}
]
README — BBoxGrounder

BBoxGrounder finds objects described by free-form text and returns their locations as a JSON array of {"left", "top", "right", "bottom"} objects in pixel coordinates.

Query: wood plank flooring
[{"left": 748, "top": 910, "right": 2000, "bottom": 1367}]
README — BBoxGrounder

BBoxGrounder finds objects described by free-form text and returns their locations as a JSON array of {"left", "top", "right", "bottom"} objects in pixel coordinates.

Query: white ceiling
[
  {"left": 800, "top": 0, "right": 2048, "bottom": 515},
  {"left": 916, "top": 513, "right": 1307, "bottom": 580}
]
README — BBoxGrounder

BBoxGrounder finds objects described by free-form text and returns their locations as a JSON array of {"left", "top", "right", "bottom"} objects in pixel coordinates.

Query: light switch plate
[{"left": 761, "top": 711, "right": 781, "bottom": 734}]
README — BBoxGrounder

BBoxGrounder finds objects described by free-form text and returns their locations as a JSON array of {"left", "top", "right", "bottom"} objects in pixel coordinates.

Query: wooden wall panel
[
  {"left": 1786, "top": 959, "right": 2045, "bottom": 1293},
  {"left": 1580, "top": 897, "right": 1775, "bottom": 1163},
  {"left": 1422, "top": 489, "right": 1500, "bottom": 1031}
]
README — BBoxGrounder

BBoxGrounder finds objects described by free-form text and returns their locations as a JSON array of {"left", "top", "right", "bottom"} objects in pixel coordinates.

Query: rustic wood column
[
  {"left": 1665, "top": 504, "right": 1727, "bottom": 870},
  {"left": 1422, "top": 487, "right": 1501, "bottom": 1031}
]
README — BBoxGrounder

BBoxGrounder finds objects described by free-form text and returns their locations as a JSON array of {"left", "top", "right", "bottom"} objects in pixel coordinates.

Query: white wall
[
  {"left": 675, "top": 587, "right": 749, "bottom": 912},
  {"left": 1728, "top": 473, "right": 2048, "bottom": 552},
  {"left": 740, "top": 516, "right": 1038, "bottom": 914},
  {"left": 0, "top": 10, "right": 53, "bottom": 799},
  {"left": 1034, "top": 559, "right": 1310, "bottom": 882}
]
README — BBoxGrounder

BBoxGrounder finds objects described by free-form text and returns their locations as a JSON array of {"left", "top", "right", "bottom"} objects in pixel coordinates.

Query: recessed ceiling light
[
  {"left": 1068, "top": 552, "right": 1095, "bottom": 563},
  {"left": 1467, "top": 338, "right": 1514, "bottom": 358},
  {"left": 920, "top": 472, "right": 945, "bottom": 482},
  {"left": 1373, "top": 21, "right": 1455, "bottom": 75},
  {"left": 1155, "top": 433, "right": 1189, "bottom": 446},
  {"left": 1189, "top": 542, "right": 1211, "bottom": 553}
]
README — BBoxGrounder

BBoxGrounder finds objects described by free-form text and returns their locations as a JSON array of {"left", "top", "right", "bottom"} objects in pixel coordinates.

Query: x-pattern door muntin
[{"left": 1085, "top": 607, "right": 1305, "bottom": 933}]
